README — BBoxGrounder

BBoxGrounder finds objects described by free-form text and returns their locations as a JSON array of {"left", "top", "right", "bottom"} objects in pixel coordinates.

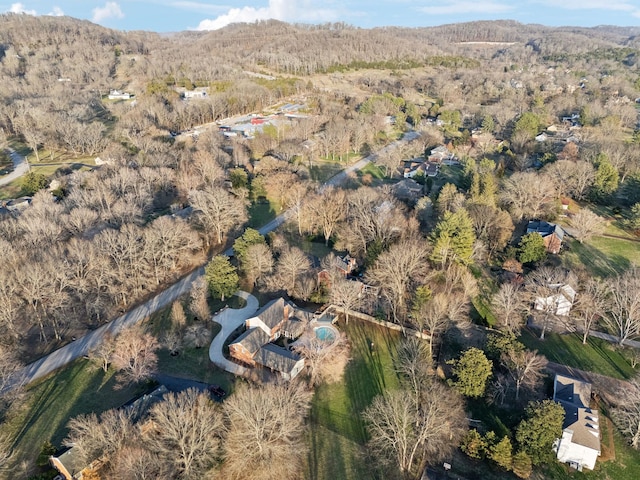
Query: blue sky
[{"left": 1, "top": 1, "right": 639, "bottom": 32}]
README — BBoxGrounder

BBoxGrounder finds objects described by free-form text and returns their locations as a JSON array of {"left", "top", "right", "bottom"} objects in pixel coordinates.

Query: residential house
[
  {"left": 428, "top": 145, "right": 453, "bottom": 164},
  {"left": 553, "top": 375, "right": 600, "bottom": 471},
  {"left": 228, "top": 298, "right": 309, "bottom": 380},
  {"left": 318, "top": 254, "right": 357, "bottom": 285},
  {"left": 535, "top": 284, "right": 577, "bottom": 316},
  {"left": 50, "top": 386, "right": 169, "bottom": 479},
  {"left": 526, "top": 221, "right": 565, "bottom": 254},
  {"left": 403, "top": 159, "right": 439, "bottom": 179},
  {"left": 107, "top": 90, "right": 131, "bottom": 100},
  {"left": 182, "top": 87, "right": 209, "bottom": 99},
  {"left": 3, "top": 196, "right": 32, "bottom": 213},
  {"left": 255, "top": 343, "right": 305, "bottom": 381},
  {"left": 391, "top": 178, "right": 424, "bottom": 204},
  {"left": 228, "top": 328, "right": 271, "bottom": 366}
]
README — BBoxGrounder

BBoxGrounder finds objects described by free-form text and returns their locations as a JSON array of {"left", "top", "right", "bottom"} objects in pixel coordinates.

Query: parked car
[{"left": 208, "top": 384, "right": 226, "bottom": 400}]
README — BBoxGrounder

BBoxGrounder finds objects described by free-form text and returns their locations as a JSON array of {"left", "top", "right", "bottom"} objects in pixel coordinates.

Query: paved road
[
  {"left": 322, "top": 129, "right": 420, "bottom": 190},
  {"left": 10, "top": 130, "right": 420, "bottom": 390},
  {"left": 208, "top": 290, "right": 259, "bottom": 375},
  {"left": 0, "top": 149, "right": 29, "bottom": 187}
]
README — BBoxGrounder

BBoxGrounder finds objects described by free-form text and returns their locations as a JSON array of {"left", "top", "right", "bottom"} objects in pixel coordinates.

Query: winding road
[
  {"left": 0, "top": 149, "right": 29, "bottom": 187},
  {"left": 9, "top": 129, "right": 421, "bottom": 390}
]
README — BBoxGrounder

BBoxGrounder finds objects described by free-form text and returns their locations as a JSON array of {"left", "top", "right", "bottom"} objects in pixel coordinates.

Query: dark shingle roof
[
  {"left": 256, "top": 344, "right": 303, "bottom": 374},
  {"left": 526, "top": 221, "right": 565, "bottom": 240},
  {"left": 231, "top": 328, "right": 270, "bottom": 356},
  {"left": 253, "top": 297, "right": 289, "bottom": 329}
]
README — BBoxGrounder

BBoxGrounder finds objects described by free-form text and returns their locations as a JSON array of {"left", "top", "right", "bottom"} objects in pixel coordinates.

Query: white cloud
[
  {"left": 195, "top": 0, "right": 338, "bottom": 31},
  {"left": 418, "top": 1, "right": 513, "bottom": 15},
  {"left": 9, "top": 3, "right": 36, "bottom": 15},
  {"left": 92, "top": 1, "right": 125, "bottom": 23},
  {"left": 47, "top": 6, "right": 64, "bottom": 16}
]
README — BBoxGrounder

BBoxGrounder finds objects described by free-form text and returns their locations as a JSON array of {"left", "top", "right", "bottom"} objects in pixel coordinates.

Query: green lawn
[
  {"left": 145, "top": 300, "right": 232, "bottom": 388},
  {"left": 309, "top": 161, "right": 344, "bottom": 183},
  {"left": 358, "top": 162, "right": 385, "bottom": 180},
  {"left": 563, "top": 237, "right": 639, "bottom": 278},
  {"left": 309, "top": 318, "right": 402, "bottom": 479},
  {"left": 247, "top": 199, "right": 278, "bottom": 228},
  {"left": 0, "top": 359, "right": 145, "bottom": 475},
  {"left": 520, "top": 330, "right": 636, "bottom": 380}
]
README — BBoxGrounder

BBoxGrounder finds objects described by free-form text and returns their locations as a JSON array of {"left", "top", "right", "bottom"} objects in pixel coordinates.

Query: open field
[
  {"left": 562, "top": 237, "right": 640, "bottom": 278},
  {"left": 309, "top": 318, "right": 402, "bottom": 479},
  {"left": 520, "top": 329, "right": 636, "bottom": 380},
  {"left": 0, "top": 359, "right": 145, "bottom": 476}
]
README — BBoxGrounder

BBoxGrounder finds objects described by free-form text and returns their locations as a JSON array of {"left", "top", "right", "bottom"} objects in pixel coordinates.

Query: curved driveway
[
  {"left": 208, "top": 291, "right": 259, "bottom": 375},
  {"left": 0, "top": 149, "right": 29, "bottom": 187}
]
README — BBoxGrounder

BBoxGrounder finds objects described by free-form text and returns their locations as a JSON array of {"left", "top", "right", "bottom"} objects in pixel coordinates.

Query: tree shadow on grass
[
  {"left": 565, "top": 240, "right": 630, "bottom": 277},
  {"left": 8, "top": 359, "right": 143, "bottom": 470}
]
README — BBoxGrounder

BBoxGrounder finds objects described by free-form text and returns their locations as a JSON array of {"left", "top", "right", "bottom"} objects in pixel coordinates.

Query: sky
[{"left": 1, "top": 0, "right": 639, "bottom": 33}]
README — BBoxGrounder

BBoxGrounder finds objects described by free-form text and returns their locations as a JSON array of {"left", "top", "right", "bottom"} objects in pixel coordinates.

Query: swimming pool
[{"left": 314, "top": 326, "right": 337, "bottom": 343}]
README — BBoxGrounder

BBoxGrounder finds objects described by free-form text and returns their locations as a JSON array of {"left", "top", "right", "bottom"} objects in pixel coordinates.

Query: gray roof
[
  {"left": 231, "top": 328, "right": 270, "bottom": 356},
  {"left": 554, "top": 375, "right": 600, "bottom": 452},
  {"left": 526, "top": 221, "right": 565, "bottom": 241},
  {"left": 256, "top": 344, "right": 303, "bottom": 374},
  {"left": 253, "top": 297, "right": 291, "bottom": 329},
  {"left": 281, "top": 318, "right": 307, "bottom": 338},
  {"left": 554, "top": 374, "right": 591, "bottom": 407}
]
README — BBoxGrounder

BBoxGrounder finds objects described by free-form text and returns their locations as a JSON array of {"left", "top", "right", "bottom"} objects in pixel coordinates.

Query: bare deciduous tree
[
  {"left": 170, "top": 301, "right": 187, "bottom": 330},
  {"left": 110, "top": 446, "right": 167, "bottom": 480},
  {"left": 501, "top": 349, "right": 548, "bottom": 401},
  {"left": 367, "top": 238, "right": 429, "bottom": 323},
  {"left": 570, "top": 209, "right": 607, "bottom": 243},
  {"left": 189, "top": 278, "right": 211, "bottom": 322},
  {"left": 271, "top": 246, "right": 311, "bottom": 297},
  {"left": 294, "top": 332, "right": 349, "bottom": 386},
  {"left": 500, "top": 172, "right": 556, "bottom": 220},
  {"left": 223, "top": 382, "right": 312, "bottom": 480},
  {"left": 89, "top": 333, "right": 116, "bottom": 373},
  {"left": 144, "top": 388, "right": 223, "bottom": 478},
  {"left": 243, "top": 243, "right": 274, "bottom": 286},
  {"left": 492, "top": 283, "right": 526, "bottom": 334},
  {"left": 612, "top": 377, "right": 640, "bottom": 449},
  {"left": 329, "top": 276, "right": 363, "bottom": 324},
  {"left": 573, "top": 278, "right": 607, "bottom": 344},
  {"left": 189, "top": 187, "right": 247, "bottom": 246},
  {"left": 603, "top": 269, "right": 640, "bottom": 346},
  {"left": 111, "top": 326, "right": 159, "bottom": 384},
  {"left": 363, "top": 382, "right": 466, "bottom": 480},
  {"left": 64, "top": 409, "right": 135, "bottom": 467},
  {"left": 306, "top": 187, "right": 347, "bottom": 245}
]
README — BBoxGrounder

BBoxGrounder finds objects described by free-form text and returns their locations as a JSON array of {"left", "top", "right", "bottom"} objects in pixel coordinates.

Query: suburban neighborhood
[{"left": 1, "top": 11, "right": 640, "bottom": 480}]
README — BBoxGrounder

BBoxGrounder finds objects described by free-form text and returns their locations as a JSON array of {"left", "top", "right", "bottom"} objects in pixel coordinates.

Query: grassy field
[
  {"left": 0, "top": 359, "right": 146, "bottom": 476},
  {"left": 0, "top": 145, "right": 96, "bottom": 200},
  {"left": 309, "top": 161, "right": 345, "bottom": 183},
  {"left": 563, "top": 237, "right": 639, "bottom": 278},
  {"left": 1, "top": 301, "right": 234, "bottom": 477},
  {"left": 309, "top": 318, "right": 402, "bottom": 479},
  {"left": 520, "top": 329, "right": 636, "bottom": 380},
  {"left": 247, "top": 198, "right": 279, "bottom": 228}
]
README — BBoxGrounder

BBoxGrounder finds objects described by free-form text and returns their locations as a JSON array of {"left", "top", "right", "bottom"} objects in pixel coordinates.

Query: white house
[
  {"left": 535, "top": 284, "right": 576, "bottom": 316},
  {"left": 108, "top": 90, "right": 131, "bottom": 100},
  {"left": 553, "top": 374, "right": 600, "bottom": 471}
]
